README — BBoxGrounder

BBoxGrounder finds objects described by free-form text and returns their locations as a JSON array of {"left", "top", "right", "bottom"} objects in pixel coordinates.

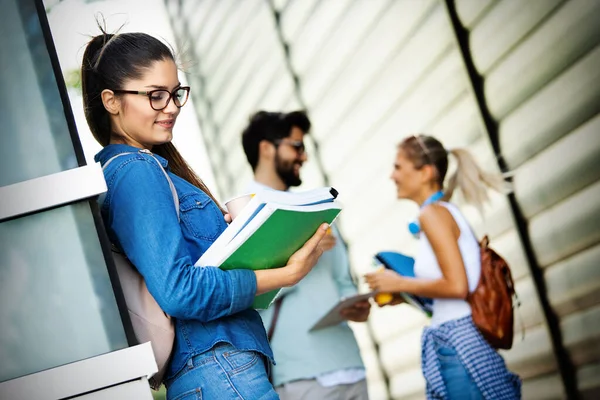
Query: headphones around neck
[{"left": 408, "top": 190, "right": 444, "bottom": 237}]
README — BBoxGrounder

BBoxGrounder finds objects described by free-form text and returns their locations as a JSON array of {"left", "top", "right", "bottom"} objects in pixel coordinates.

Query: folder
[{"left": 374, "top": 251, "right": 433, "bottom": 317}]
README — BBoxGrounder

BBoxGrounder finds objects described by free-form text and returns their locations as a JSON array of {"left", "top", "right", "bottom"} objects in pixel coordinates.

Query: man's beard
[{"left": 275, "top": 154, "right": 302, "bottom": 188}]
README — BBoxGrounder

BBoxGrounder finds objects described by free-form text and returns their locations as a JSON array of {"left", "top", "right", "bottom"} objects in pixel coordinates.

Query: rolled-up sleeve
[
  {"left": 226, "top": 269, "right": 257, "bottom": 315},
  {"left": 106, "top": 157, "right": 256, "bottom": 321}
]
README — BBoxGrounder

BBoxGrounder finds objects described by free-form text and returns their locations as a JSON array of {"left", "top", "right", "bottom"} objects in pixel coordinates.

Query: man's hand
[{"left": 340, "top": 300, "right": 371, "bottom": 322}]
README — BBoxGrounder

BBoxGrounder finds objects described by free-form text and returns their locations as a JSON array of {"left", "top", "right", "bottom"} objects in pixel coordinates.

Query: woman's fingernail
[{"left": 321, "top": 223, "right": 330, "bottom": 231}]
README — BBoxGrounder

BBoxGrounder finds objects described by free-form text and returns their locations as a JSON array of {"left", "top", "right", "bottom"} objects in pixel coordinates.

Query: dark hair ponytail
[
  {"left": 81, "top": 29, "right": 224, "bottom": 211},
  {"left": 81, "top": 33, "right": 115, "bottom": 146}
]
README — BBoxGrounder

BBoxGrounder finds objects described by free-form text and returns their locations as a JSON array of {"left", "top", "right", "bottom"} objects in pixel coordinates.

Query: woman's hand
[
  {"left": 318, "top": 230, "right": 337, "bottom": 251},
  {"left": 284, "top": 223, "right": 329, "bottom": 285},
  {"left": 365, "top": 269, "right": 406, "bottom": 293},
  {"left": 255, "top": 223, "right": 329, "bottom": 294}
]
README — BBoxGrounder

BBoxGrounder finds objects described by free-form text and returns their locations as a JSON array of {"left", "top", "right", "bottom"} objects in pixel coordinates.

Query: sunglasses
[{"left": 273, "top": 139, "right": 306, "bottom": 155}]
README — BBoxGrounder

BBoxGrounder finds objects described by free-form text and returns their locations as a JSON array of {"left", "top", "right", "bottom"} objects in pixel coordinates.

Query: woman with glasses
[
  {"left": 81, "top": 30, "right": 328, "bottom": 399},
  {"left": 365, "top": 135, "right": 521, "bottom": 399}
]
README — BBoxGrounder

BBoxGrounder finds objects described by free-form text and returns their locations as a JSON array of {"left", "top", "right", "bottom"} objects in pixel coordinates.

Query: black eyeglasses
[
  {"left": 111, "top": 86, "right": 190, "bottom": 111},
  {"left": 274, "top": 139, "right": 306, "bottom": 155}
]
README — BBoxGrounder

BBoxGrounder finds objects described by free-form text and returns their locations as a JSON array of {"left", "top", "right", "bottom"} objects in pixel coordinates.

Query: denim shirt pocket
[{"left": 179, "top": 192, "right": 223, "bottom": 241}]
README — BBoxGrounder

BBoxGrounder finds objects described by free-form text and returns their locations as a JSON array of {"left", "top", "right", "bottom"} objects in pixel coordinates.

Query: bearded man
[{"left": 240, "top": 110, "right": 371, "bottom": 400}]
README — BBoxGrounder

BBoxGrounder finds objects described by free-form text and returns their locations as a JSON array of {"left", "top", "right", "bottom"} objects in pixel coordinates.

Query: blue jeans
[
  {"left": 437, "top": 346, "right": 483, "bottom": 400},
  {"left": 165, "top": 343, "right": 279, "bottom": 400}
]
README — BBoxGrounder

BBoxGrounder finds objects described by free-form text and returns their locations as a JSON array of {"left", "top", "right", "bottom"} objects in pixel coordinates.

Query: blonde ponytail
[{"left": 444, "top": 148, "right": 510, "bottom": 214}]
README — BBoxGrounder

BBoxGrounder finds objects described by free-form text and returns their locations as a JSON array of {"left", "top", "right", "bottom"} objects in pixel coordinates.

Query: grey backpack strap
[{"left": 101, "top": 150, "right": 180, "bottom": 220}]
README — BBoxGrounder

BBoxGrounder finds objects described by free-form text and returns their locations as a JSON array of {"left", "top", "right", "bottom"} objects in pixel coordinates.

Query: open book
[
  {"left": 196, "top": 187, "right": 342, "bottom": 309},
  {"left": 374, "top": 251, "right": 433, "bottom": 317}
]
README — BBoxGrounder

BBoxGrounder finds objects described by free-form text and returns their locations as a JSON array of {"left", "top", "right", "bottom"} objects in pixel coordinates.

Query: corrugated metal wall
[{"left": 165, "top": 1, "right": 600, "bottom": 398}]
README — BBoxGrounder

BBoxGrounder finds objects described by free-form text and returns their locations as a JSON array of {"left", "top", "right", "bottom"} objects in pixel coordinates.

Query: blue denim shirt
[{"left": 95, "top": 144, "right": 273, "bottom": 379}]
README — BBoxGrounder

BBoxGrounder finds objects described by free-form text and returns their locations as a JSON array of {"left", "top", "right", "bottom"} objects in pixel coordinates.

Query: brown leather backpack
[{"left": 467, "top": 236, "right": 516, "bottom": 350}]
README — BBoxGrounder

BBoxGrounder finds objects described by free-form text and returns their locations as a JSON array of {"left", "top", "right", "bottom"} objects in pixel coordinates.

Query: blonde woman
[{"left": 366, "top": 135, "right": 521, "bottom": 399}]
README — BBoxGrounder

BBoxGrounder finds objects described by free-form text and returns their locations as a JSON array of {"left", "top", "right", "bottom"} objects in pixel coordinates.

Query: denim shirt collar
[{"left": 94, "top": 144, "right": 169, "bottom": 168}]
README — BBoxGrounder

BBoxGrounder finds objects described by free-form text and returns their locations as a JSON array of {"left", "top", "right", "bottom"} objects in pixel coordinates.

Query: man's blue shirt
[
  {"left": 247, "top": 181, "right": 365, "bottom": 387},
  {"left": 95, "top": 144, "right": 273, "bottom": 379}
]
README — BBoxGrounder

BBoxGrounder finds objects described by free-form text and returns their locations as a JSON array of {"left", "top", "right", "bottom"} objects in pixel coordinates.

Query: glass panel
[
  {"left": 0, "top": 202, "right": 128, "bottom": 382},
  {"left": 0, "top": 0, "right": 78, "bottom": 187}
]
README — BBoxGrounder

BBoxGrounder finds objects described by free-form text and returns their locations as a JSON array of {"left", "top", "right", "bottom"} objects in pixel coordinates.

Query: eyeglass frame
[
  {"left": 111, "top": 86, "right": 191, "bottom": 111},
  {"left": 272, "top": 138, "right": 306, "bottom": 155}
]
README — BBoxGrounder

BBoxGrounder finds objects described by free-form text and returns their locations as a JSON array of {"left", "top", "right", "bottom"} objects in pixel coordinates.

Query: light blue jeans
[
  {"left": 437, "top": 345, "right": 483, "bottom": 400},
  {"left": 165, "top": 343, "right": 279, "bottom": 400}
]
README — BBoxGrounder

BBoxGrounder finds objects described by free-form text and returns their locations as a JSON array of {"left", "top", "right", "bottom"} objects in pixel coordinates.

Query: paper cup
[{"left": 225, "top": 193, "right": 254, "bottom": 220}]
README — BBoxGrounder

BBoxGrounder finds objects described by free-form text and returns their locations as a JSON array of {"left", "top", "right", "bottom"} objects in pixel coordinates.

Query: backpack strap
[
  {"left": 267, "top": 296, "right": 284, "bottom": 342},
  {"left": 100, "top": 150, "right": 180, "bottom": 221},
  {"left": 266, "top": 296, "right": 284, "bottom": 383}
]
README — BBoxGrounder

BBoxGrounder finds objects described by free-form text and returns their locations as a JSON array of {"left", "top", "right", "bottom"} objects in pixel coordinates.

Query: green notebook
[
  {"left": 195, "top": 194, "right": 341, "bottom": 309},
  {"left": 222, "top": 205, "right": 341, "bottom": 308}
]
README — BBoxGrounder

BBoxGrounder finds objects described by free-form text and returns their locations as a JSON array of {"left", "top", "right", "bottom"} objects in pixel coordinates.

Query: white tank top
[{"left": 413, "top": 202, "right": 481, "bottom": 327}]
